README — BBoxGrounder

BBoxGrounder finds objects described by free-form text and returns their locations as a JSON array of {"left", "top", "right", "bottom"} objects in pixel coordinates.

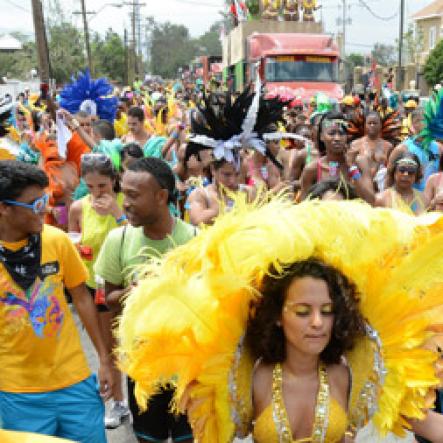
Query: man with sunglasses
[{"left": 0, "top": 160, "right": 113, "bottom": 443}]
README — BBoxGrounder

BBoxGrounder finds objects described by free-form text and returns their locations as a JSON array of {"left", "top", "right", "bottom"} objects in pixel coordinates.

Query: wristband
[
  {"left": 348, "top": 165, "right": 362, "bottom": 181},
  {"left": 116, "top": 214, "right": 127, "bottom": 224},
  {"left": 171, "top": 131, "right": 179, "bottom": 140}
]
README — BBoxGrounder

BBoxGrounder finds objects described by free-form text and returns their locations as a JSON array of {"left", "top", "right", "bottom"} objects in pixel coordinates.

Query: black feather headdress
[
  {"left": 185, "top": 77, "right": 290, "bottom": 169},
  {"left": 0, "top": 101, "right": 13, "bottom": 138}
]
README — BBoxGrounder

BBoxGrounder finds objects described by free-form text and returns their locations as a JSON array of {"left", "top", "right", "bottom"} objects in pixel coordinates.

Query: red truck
[
  {"left": 191, "top": 55, "right": 223, "bottom": 84},
  {"left": 222, "top": 20, "right": 343, "bottom": 102},
  {"left": 250, "top": 33, "right": 343, "bottom": 101}
]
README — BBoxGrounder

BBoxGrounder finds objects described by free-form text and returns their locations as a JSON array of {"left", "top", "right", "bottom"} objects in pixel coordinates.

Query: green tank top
[{"left": 81, "top": 193, "right": 124, "bottom": 288}]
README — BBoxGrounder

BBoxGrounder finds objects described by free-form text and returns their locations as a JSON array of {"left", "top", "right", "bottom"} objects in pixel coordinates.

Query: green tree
[
  {"left": 346, "top": 53, "right": 365, "bottom": 69},
  {"left": 424, "top": 40, "right": 443, "bottom": 87},
  {"left": 150, "top": 22, "right": 197, "bottom": 78},
  {"left": 92, "top": 29, "right": 126, "bottom": 83},
  {"left": 48, "top": 23, "right": 85, "bottom": 83},
  {"left": 0, "top": 41, "right": 37, "bottom": 80},
  {"left": 246, "top": 0, "right": 260, "bottom": 17},
  {"left": 196, "top": 23, "right": 222, "bottom": 57},
  {"left": 371, "top": 43, "right": 396, "bottom": 67}
]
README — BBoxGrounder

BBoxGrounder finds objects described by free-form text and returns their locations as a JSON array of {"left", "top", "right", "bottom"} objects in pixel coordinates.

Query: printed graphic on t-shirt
[{"left": 0, "top": 274, "right": 64, "bottom": 338}]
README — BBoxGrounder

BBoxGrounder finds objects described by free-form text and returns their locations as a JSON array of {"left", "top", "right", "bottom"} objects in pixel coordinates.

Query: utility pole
[
  {"left": 342, "top": 0, "right": 346, "bottom": 56},
  {"left": 124, "top": 28, "right": 129, "bottom": 85},
  {"left": 137, "top": 2, "right": 143, "bottom": 75},
  {"left": 80, "top": 0, "right": 93, "bottom": 75},
  {"left": 397, "top": 0, "right": 405, "bottom": 90},
  {"left": 130, "top": 1, "right": 137, "bottom": 84},
  {"left": 336, "top": 0, "right": 350, "bottom": 57},
  {"left": 123, "top": 1, "right": 145, "bottom": 85},
  {"left": 31, "top": 0, "right": 51, "bottom": 84}
]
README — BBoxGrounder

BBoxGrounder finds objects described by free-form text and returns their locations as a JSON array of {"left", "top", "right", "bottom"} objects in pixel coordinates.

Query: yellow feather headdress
[{"left": 118, "top": 198, "right": 443, "bottom": 442}]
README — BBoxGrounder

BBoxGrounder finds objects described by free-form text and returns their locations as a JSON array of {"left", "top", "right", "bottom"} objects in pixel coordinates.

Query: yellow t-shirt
[
  {"left": 0, "top": 225, "right": 91, "bottom": 393},
  {"left": 0, "top": 430, "right": 74, "bottom": 442}
]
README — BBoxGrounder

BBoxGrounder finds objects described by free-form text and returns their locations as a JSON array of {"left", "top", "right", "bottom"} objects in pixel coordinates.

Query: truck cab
[{"left": 248, "top": 33, "right": 343, "bottom": 102}]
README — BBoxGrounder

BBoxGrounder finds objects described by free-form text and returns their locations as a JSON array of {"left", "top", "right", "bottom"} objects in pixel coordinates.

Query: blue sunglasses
[{"left": 2, "top": 194, "right": 49, "bottom": 214}]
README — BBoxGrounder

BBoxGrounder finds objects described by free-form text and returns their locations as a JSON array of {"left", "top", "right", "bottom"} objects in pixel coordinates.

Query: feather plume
[
  {"left": 421, "top": 88, "right": 443, "bottom": 149},
  {"left": 118, "top": 199, "right": 443, "bottom": 442},
  {"left": 185, "top": 86, "right": 286, "bottom": 166},
  {"left": 59, "top": 70, "right": 118, "bottom": 122}
]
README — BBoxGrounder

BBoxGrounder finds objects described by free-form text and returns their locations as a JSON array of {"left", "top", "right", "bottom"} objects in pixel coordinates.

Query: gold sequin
[{"left": 272, "top": 362, "right": 330, "bottom": 442}]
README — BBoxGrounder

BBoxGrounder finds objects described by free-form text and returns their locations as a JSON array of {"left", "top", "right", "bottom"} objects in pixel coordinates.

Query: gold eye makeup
[{"left": 284, "top": 302, "right": 334, "bottom": 317}]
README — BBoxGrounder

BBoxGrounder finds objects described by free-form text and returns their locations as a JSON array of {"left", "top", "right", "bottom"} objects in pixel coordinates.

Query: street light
[
  {"left": 88, "top": 3, "right": 124, "bottom": 22},
  {"left": 72, "top": 3, "right": 124, "bottom": 23}
]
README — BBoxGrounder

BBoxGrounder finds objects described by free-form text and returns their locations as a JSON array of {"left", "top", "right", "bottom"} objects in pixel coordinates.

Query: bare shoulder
[
  {"left": 187, "top": 186, "right": 206, "bottom": 203},
  {"left": 69, "top": 199, "right": 83, "bottom": 216},
  {"left": 253, "top": 360, "right": 273, "bottom": 385},
  {"left": 252, "top": 360, "right": 273, "bottom": 416},
  {"left": 296, "top": 147, "right": 307, "bottom": 161},
  {"left": 426, "top": 173, "right": 439, "bottom": 185},
  {"left": 327, "top": 362, "right": 350, "bottom": 387},
  {"left": 303, "top": 158, "right": 317, "bottom": 174},
  {"left": 383, "top": 139, "right": 393, "bottom": 151},
  {"left": 350, "top": 138, "right": 362, "bottom": 149}
]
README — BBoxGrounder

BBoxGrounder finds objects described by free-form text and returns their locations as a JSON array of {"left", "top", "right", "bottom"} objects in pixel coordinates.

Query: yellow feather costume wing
[{"left": 118, "top": 199, "right": 443, "bottom": 443}]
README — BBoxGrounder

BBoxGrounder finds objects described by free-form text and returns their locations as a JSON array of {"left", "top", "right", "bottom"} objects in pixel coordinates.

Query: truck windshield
[{"left": 265, "top": 56, "right": 338, "bottom": 82}]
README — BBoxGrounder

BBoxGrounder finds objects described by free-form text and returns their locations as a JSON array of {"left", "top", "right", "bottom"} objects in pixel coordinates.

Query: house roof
[
  {"left": 413, "top": 0, "right": 443, "bottom": 20},
  {"left": 0, "top": 35, "right": 22, "bottom": 51}
]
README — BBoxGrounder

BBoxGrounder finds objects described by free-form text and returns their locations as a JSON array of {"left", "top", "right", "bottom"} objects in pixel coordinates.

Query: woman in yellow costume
[
  {"left": 117, "top": 193, "right": 443, "bottom": 442},
  {"left": 302, "top": 0, "right": 320, "bottom": 22},
  {"left": 261, "top": 0, "right": 281, "bottom": 19}
]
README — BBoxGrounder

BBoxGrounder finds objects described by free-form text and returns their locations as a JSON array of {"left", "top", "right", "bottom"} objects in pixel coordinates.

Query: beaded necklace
[{"left": 272, "top": 362, "right": 330, "bottom": 443}]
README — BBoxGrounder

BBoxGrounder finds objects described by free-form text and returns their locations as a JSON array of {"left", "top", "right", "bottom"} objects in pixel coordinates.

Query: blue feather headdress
[
  {"left": 420, "top": 88, "right": 443, "bottom": 149},
  {"left": 59, "top": 70, "right": 118, "bottom": 122}
]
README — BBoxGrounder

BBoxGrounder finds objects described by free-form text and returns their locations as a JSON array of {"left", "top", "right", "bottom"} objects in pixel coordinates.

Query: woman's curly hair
[{"left": 246, "top": 259, "right": 365, "bottom": 365}]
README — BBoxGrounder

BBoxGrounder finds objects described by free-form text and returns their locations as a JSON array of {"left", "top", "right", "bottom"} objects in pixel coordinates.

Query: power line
[
  {"left": 347, "top": 42, "right": 375, "bottom": 48},
  {"left": 169, "top": 0, "right": 223, "bottom": 7},
  {"left": 4, "top": 0, "right": 31, "bottom": 13},
  {"left": 357, "top": 0, "right": 398, "bottom": 21}
]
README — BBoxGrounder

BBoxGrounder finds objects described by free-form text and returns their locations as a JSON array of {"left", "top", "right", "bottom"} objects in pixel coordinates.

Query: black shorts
[
  {"left": 127, "top": 378, "right": 192, "bottom": 442},
  {"left": 86, "top": 285, "right": 109, "bottom": 313}
]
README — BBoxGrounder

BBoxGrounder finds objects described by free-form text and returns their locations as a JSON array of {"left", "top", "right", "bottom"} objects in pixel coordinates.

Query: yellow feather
[{"left": 118, "top": 197, "right": 443, "bottom": 442}]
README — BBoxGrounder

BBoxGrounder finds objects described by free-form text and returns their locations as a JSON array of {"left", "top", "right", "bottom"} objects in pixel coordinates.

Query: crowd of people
[{"left": 1, "top": 70, "right": 443, "bottom": 443}]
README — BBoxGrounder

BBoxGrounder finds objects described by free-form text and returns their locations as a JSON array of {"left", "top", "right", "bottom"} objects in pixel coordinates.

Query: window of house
[{"left": 429, "top": 26, "right": 437, "bottom": 50}]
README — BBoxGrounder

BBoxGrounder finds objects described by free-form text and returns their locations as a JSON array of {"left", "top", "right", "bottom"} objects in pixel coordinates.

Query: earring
[{"left": 276, "top": 320, "right": 282, "bottom": 327}]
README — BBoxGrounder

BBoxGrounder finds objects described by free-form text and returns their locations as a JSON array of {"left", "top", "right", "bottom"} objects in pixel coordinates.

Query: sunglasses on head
[
  {"left": 397, "top": 166, "right": 417, "bottom": 175},
  {"left": 81, "top": 153, "right": 113, "bottom": 167},
  {"left": 2, "top": 194, "right": 49, "bottom": 214}
]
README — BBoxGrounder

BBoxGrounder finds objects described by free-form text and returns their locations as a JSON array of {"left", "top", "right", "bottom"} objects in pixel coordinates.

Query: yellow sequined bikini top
[{"left": 252, "top": 363, "right": 348, "bottom": 443}]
